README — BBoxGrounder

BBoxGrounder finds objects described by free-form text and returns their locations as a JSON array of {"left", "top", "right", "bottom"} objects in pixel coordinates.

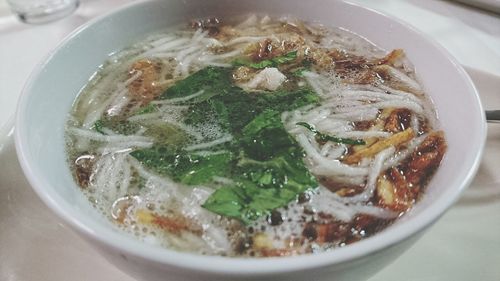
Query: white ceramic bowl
[{"left": 15, "top": 1, "right": 486, "bottom": 281}]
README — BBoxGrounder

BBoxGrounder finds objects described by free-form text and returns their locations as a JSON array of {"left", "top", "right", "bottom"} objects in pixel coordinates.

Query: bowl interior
[{"left": 15, "top": 0, "right": 485, "bottom": 274}]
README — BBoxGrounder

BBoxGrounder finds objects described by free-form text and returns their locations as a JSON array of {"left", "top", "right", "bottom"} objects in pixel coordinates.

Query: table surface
[{"left": 0, "top": 1, "right": 499, "bottom": 281}]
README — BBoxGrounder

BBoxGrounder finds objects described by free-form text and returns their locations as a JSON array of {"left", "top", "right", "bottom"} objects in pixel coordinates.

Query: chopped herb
[
  {"left": 272, "top": 51, "right": 298, "bottom": 64},
  {"left": 159, "top": 66, "right": 233, "bottom": 101},
  {"left": 131, "top": 147, "right": 232, "bottom": 185},
  {"left": 92, "top": 119, "right": 105, "bottom": 134},
  {"left": 247, "top": 59, "right": 275, "bottom": 69},
  {"left": 296, "top": 122, "right": 366, "bottom": 145},
  {"left": 143, "top": 123, "right": 188, "bottom": 149},
  {"left": 232, "top": 51, "right": 298, "bottom": 69},
  {"left": 92, "top": 118, "right": 140, "bottom": 135},
  {"left": 203, "top": 149, "right": 316, "bottom": 224},
  {"left": 240, "top": 110, "right": 296, "bottom": 160},
  {"left": 131, "top": 66, "right": 320, "bottom": 223},
  {"left": 291, "top": 60, "right": 313, "bottom": 77},
  {"left": 134, "top": 103, "right": 158, "bottom": 115}
]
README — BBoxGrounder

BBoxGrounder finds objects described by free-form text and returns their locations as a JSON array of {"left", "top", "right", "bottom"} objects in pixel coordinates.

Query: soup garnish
[{"left": 66, "top": 15, "right": 446, "bottom": 257}]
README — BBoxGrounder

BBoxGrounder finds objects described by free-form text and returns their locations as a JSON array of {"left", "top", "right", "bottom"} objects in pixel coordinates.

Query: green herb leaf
[
  {"left": 247, "top": 60, "right": 275, "bottom": 69},
  {"left": 291, "top": 59, "right": 313, "bottom": 77},
  {"left": 159, "top": 66, "right": 233, "bottom": 101},
  {"left": 92, "top": 119, "right": 105, "bottom": 134},
  {"left": 271, "top": 50, "right": 298, "bottom": 65},
  {"left": 134, "top": 103, "right": 158, "bottom": 115},
  {"left": 203, "top": 110, "right": 317, "bottom": 223},
  {"left": 240, "top": 110, "right": 296, "bottom": 160},
  {"left": 92, "top": 118, "right": 140, "bottom": 135},
  {"left": 203, "top": 150, "right": 316, "bottom": 224},
  {"left": 143, "top": 123, "right": 188, "bottom": 149},
  {"left": 296, "top": 122, "right": 366, "bottom": 145},
  {"left": 132, "top": 66, "right": 321, "bottom": 223},
  {"left": 231, "top": 57, "right": 253, "bottom": 67},
  {"left": 130, "top": 147, "right": 233, "bottom": 185},
  {"left": 202, "top": 187, "right": 244, "bottom": 219}
]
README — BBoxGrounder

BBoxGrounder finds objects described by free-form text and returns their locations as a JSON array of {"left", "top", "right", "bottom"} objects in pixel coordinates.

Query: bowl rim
[{"left": 14, "top": 0, "right": 487, "bottom": 275}]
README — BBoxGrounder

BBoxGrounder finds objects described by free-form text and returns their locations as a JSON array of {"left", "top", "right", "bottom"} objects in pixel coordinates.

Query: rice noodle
[
  {"left": 382, "top": 134, "right": 426, "bottom": 170},
  {"left": 91, "top": 152, "right": 131, "bottom": 201},
  {"left": 342, "top": 89, "right": 423, "bottom": 105},
  {"left": 185, "top": 135, "right": 233, "bottom": 151},
  {"left": 142, "top": 38, "right": 190, "bottom": 57},
  {"left": 127, "top": 156, "right": 178, "bottom": 188},
  {"left": 211, "top": 176, "right": 235, "bottom": 185},
  {"left": 81, "top": 70, "right": 144, "bottom": 128},
  {"left": 191, "top": 150, "right": 229, "bottom": 157},
  {"left": 149, "top": 35, "right": 177, "bottom": 47},
  {"left": 330, "top": 107, "right": 380, "bottom": 121},
  {"left": 334, "top": 131, "right": 392, "bottom": 139},
  {"left": 226, "top": 36, "right": 266, "bottom": 45},
  {"left": 69, "top": 127, "right": 152, "bottom": 143},
  {"left": 329, "top": 146, "right": 395, "bottom": 204},
  {"left": 369, "top": 100, "right": 424, "bottom": 114},
  {"left": 201, "top": 49, "right": 242, "bottom": 61},
  {"left": 152, "top": 90, "right": 205, "bottom": 104},
  {"left": 95, "top": 141, "right": 153, "bottom": 153},
  {"left": 307, "top": 186, "right": 398, "bottom": 221},
  {"left": 302, "top": 71, "right": 333, "bottom": 98},
  {"left": 296, "top": 134, "right": 369, "bottom": 177},
  {"left": 380, "top": 65, "right": 422, "bottom": 93}
]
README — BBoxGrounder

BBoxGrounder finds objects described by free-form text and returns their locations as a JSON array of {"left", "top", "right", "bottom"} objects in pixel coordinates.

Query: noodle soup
[{"left": 65, "top": 15, "right": 446, "bottom": 257}]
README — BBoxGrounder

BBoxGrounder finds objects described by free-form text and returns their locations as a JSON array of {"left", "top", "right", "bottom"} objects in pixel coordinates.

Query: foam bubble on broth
[{"left": 65, "top": 14, "right": 446, "bottom": 257}]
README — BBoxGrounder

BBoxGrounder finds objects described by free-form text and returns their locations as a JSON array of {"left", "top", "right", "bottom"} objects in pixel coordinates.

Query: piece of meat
[
  {"left": 328, "top": 49, "right": 380, "bottom": 85},
  {"left": 354, "top": 120, "right": 375, "bottom": 131},
  {"left": 350, "top": 215, "right": 393, "bottom": 239},
  {"left": 136, "top": 209, "right": 202, "bottom": 236},
  {"left": 251, "top": 232, "right": 305, "bottom": 257},
  {"left": 253, "top": 38, "right": 274, "bottom": 61},
  {"left": 246, "top": 35, "right": 333, "bottom": 70},
  {"left": 74, "top": 154, "right": 95, "bottom": 188},
  {"left": 330, "top": 49, "right": 405, "bottom": 70},
  {"left": 127, "top": 59, "right": 163, "bottom": 107},
  {"left": 190, "top": 17, "right": 222, "bottom": 36},
  {"left": 259, "top": 247, "right": 301, "bottom": 257},
  {"left": 302, "top": 220, "right": 350, "bottom": 244},
  {"left": 404, "top": 131, "right": 447, "bottom": 187},
  {"left": 329, "top": 48, "right": 369, "bottom": 68},
  {"left": 384, "top": 108, "right": 411, "bottom": 133},
  {"left": 377, "top": 49, "right": 405, "bottom": 66},
  {"left": 329, "top": 49, "right": 412, "bottom": 86},
  {"left": 301, "top": 214, "right": 392, "bottom": 245},
  {"left": 376, "top": 168, "right": 414, "bottom": 212}
]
